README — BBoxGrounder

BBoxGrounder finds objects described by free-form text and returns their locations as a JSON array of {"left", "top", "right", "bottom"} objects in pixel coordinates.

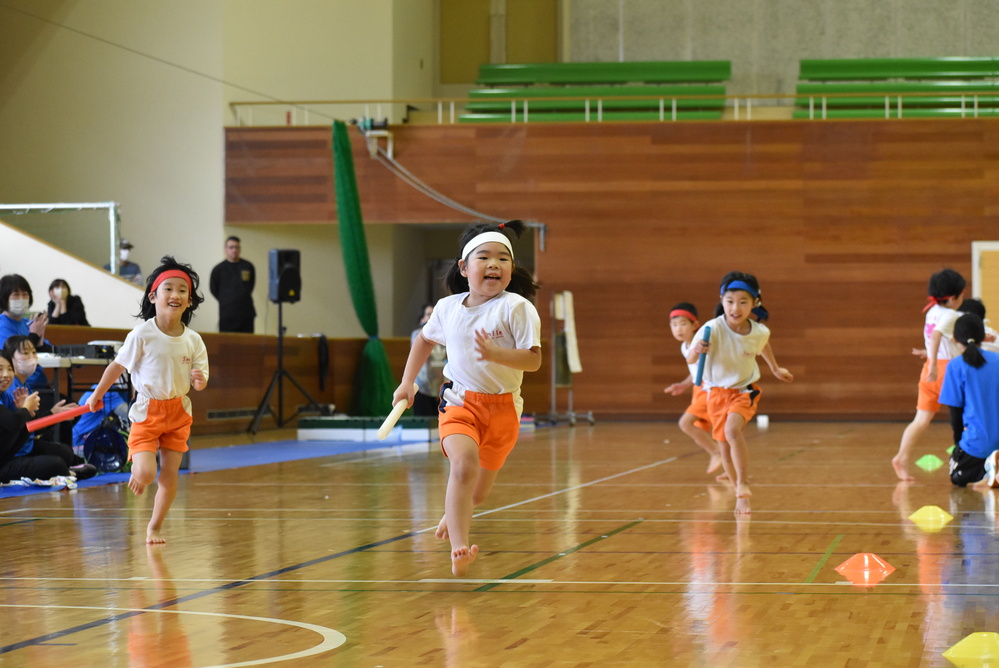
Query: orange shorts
[
  {"left": 706, "top": 385, "right": 761, "bottom": 442},
  {"left": 438, "top": 390, "right": 520, "bottom": 471},
  {"left": 916, "top": 358, "right": 950, "bottom": 412},
  {"left": 127, "top": 397, "right": 192, "bottom": 458},
  {"left": 686, "top": 385, "right": 711, "bottom": 433}
]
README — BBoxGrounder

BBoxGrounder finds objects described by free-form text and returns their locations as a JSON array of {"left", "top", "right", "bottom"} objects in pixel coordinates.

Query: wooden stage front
[{"left": 1, "top": 420, "right": 995, "bottom": 666}]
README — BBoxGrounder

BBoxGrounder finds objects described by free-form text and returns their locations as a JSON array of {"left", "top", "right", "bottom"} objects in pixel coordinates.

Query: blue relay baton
[{"left": 694, "top": 326, "right": 711, "bottom": 387}]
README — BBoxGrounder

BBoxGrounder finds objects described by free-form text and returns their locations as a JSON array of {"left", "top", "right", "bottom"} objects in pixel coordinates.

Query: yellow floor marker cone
[
  {"left": 916, "top": 454, "right": 945, "bottom": 472},
  {"left": 909, "top": 505, "right": 954, "bottom": 533},
  {"left": 943, "top": 632, "right": 999, "bottom": 667},
  {"left": 834, "top": 552, "right": 895, "bottom": 586}
]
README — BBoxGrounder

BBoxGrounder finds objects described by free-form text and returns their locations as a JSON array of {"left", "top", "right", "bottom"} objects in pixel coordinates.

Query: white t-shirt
[
  {"left": 115, "top": 318, "right": 210, "bottom": 421},
  {"left": 695, "top": 315, "right": 770, "bottom": 390},
  {"left": 421, "top": 291, "right": 541, "bottom": 417},
  {"left": 680, "top": 340, "right": 698, "bottom": 380},
  {"left": 924, "top": 305, "right": 960, "bottom": 361}
]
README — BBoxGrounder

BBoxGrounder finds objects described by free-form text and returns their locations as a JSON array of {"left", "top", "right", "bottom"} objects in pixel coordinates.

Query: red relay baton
[{"left": 26, "top": 400, "right": 102, "bottom": 433}]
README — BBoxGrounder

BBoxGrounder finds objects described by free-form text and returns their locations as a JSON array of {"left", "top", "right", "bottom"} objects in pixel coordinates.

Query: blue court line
[
  {"left": 0, "top": 530, "right": 418, "bottom": 654},
  {"left": 475, "top": 520, "right": 644, "bottom": 592}
]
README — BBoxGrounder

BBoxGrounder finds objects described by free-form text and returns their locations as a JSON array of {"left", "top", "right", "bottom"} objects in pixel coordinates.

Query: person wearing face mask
[
  {"left": 46, "top": 278, "right": 90, "bottom": 326},
  {"left": 103, "top": 238, "right": 143, "bottom": 286},
  {"left": 0, "top": 274, "right": 51, "bottom": 391},
  {"left": 0, "top": 337, "right": 95, "bottom": 481}
]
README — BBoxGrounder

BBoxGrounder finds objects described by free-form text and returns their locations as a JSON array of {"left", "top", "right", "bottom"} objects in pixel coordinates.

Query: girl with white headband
[
  {"left": 392, "top": 220, "right": 541, "bottom": 576},
  {"left": 87, "top": 256, "right": 209, "bottom": 544},
  {"left": 687, "top": 271, "right": 793, "bottom": 516}
]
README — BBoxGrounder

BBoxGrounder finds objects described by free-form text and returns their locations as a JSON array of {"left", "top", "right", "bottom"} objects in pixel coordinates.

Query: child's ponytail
[
  {"left": 953, "top": 312, "right": 987, "bottom": 369},
  {"left": 445, "top": 220, "right": 539, "bottom": 299}
]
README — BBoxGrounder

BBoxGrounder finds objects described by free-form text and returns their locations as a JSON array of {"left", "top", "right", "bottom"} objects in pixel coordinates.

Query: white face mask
[
  {"left": 14, "top": 357, "right": 37, "bottom": 378},
  {"left": 8, "top": 297, "right": 29, "bottom": 316},
  {"left": 54, "top": 287, "right": 68, "bottom": 299},
  {"left": 120, "top": 249, "right": 131, "bottom": 262}
]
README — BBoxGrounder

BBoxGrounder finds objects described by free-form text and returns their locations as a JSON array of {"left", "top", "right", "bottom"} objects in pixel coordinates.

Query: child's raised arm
[{"left": 87, "top": 361, "right": 127, "bottom": 412}]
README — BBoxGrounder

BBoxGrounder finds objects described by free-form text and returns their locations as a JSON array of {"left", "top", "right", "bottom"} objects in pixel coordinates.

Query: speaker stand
[{"left": 248, "top": 301, "right": 328, "bottom": 434}]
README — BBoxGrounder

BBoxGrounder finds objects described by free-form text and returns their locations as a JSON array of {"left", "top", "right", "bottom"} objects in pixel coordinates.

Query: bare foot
[
  {"left": 128, "top": 476, "right": 146, "bottom": 496},
  {"left": 715, "top": 472, "right": 731, "bottom": 485},
  {"left": 706, "top": 454, "right": 722, "bottom": 475},
  {"left": 451, "top": 544, "right": 479, "bottom": 577},
  {"left": 435, "top": 515, "right": 449, "bottom": 541},
  {"left": 146, "top": 529, "right": 166, "bottom": 545},
  {"left": 736, "top": 483, "right": 752, "bottom": 498},
  {"left": 891, "top": 455, "right": 916, "bottom": 482},
  {"left": 734, "top": 495, "right": 752, "bottom": 515}
]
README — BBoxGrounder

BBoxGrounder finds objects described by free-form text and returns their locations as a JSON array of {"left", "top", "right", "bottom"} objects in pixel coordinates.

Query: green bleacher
[
  {"left": 460, "top": 61, "right": 731, "bottom": 124},
  {"left": 794, "top": 57, "right": 999, "bottom": 119}
]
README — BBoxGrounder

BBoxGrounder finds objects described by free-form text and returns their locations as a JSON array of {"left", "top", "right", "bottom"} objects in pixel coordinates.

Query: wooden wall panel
[{"left": 225, "top": 119, "right": 999, "bottom": 419}]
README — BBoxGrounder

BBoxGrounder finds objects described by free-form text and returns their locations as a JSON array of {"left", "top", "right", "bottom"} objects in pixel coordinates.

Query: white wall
[
  {"left": 0, "top": 1, "right": 440, "bottom": 338},
  {"left": 0, "top": 0, "right": 226, "bottom": 329},
  {"left": 0, "top": 221, "right": 141, "bottom": 330}
]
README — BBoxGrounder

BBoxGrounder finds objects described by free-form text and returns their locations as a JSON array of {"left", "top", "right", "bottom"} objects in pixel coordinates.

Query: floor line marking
[
  {"left": 804, "top": 533, "right": 844, "bottom": 584},
  {"left": 471, "top": 457, "right": 679, "bottom": 519},
  {"left": 0, "top": 531, "right": 415, "bottom": 655},
  {"left": 475, "top": 520, "right": 645, "bottom": 592},
  {"left": 0, "top": 604, "right": 345, "bottom": 666}
]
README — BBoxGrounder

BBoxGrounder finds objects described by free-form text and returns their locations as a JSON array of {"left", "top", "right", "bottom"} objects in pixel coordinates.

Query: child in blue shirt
[{"left": 940, "top": 313, "right": 999, "bottom": 487}]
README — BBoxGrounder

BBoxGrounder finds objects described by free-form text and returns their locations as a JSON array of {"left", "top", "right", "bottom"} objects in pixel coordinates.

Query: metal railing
[
  {"left": 0, "top": 202, "right": 121, "bottom": 273},
  {"left": 228, "top": 91, "right": 999, "bottom": 126}
]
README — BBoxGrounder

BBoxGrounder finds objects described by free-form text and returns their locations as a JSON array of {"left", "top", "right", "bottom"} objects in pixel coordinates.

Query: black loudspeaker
[{"left": 268, "top": 249, "right": 301, "bottom": 303}]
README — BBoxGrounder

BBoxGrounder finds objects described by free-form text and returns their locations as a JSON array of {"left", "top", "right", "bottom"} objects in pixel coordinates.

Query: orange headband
[{"left": 151, "top": 269, "right": 192, "bottom": 293}]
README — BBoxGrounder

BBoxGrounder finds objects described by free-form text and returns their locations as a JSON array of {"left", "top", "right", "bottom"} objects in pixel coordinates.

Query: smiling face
[
  {"left": 150, "top": 277, "right": 192, "bottom": 317},
  {"left": 459, "top": 241, "right": 513, "bottom": 306},
  {"left": 0, "top": 357, "right": 13, "bottom": 392},
  {"left": 721, "top": 289, "right": 757, "bottom": 331}
]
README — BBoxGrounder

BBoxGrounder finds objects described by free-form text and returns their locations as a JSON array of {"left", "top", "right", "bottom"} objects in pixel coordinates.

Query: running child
[
  {"left": 687, "top": 272, "right": 793, "bottom": 515},
  {"left": 391, "top": 220, "right": 541, "bottom": 576},
  {"left": 892, "top": 268, "right": 965, "bottom": 482},
  {"left": 87, "top": 256, "right": 209, "bottom": 544},
  {"left": 939, "top": 313, "right": 999, "bottom": 488},
  {"left": 663, "top": 302, "right": 721, "bottom": 475}
]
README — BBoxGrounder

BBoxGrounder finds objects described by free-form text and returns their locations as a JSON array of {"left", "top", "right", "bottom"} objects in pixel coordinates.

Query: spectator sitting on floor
[
  {"left": 0, "top": 346, "right": 95, "bottom": 482},
  {"left": 46, "top": 279, "right": 90, "bottom": 326}
]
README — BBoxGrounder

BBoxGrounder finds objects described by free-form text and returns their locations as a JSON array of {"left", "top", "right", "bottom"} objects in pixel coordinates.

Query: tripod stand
[{"left": 249, "top": 301, "right": 328, "bottom": 434}]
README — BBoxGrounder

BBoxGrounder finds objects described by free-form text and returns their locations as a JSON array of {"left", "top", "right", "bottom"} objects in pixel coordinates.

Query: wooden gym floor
[{"left": 1, "top": 420, "right": 995, "bottom": 667}]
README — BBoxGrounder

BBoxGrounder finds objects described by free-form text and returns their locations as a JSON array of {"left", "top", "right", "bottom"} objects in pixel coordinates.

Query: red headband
[
  {"left": 670, "top": 309, "right": 698, "bottom": 323},
  {"left": 922, "top": 295, "right": 954, "bottom": 313},
  {"left": 151, "top": 269, "right": 192, "bottom": 294}
]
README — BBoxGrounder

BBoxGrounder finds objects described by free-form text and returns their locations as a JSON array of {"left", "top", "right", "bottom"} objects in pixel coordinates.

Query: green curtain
[{"left": 332, "top": 120, "right": 396, "bottom": 416}]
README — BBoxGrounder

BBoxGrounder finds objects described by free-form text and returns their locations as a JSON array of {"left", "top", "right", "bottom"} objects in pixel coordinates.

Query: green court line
[
  {"left": 804, "top": 533, "right": 844, "bottom": 584},
  {"left": 474, "top": 519, "right": 644, "bottom": 592}
]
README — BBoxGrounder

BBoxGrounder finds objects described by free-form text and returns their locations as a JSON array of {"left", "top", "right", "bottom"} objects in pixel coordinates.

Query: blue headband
[{"left": 722, "top": 280, "right": 759, "bottom": 299}]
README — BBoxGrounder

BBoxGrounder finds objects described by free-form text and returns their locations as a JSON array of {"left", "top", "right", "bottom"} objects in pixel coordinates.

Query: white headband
[{"left": 461, "top": 231, "right": 514, "bottom": 261}]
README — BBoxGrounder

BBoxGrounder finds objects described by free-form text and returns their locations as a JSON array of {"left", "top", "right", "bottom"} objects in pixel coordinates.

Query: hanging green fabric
[{"left": 332, "top": 120, "right": 396, "bottom": 416}]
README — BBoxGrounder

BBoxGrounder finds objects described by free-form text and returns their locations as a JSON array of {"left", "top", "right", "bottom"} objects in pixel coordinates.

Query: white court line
[
  {"left": 0, "top": 515, "right": 941, "bottom": 529},
  {"left": 2, "top": 577, "right": 994, "bottom": 588},
  {"left": 0, "top": 604, "right": 345, "bottom": 667},
  {"left": 418, "top": 578, "right": 553, "bottom": 584}
]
